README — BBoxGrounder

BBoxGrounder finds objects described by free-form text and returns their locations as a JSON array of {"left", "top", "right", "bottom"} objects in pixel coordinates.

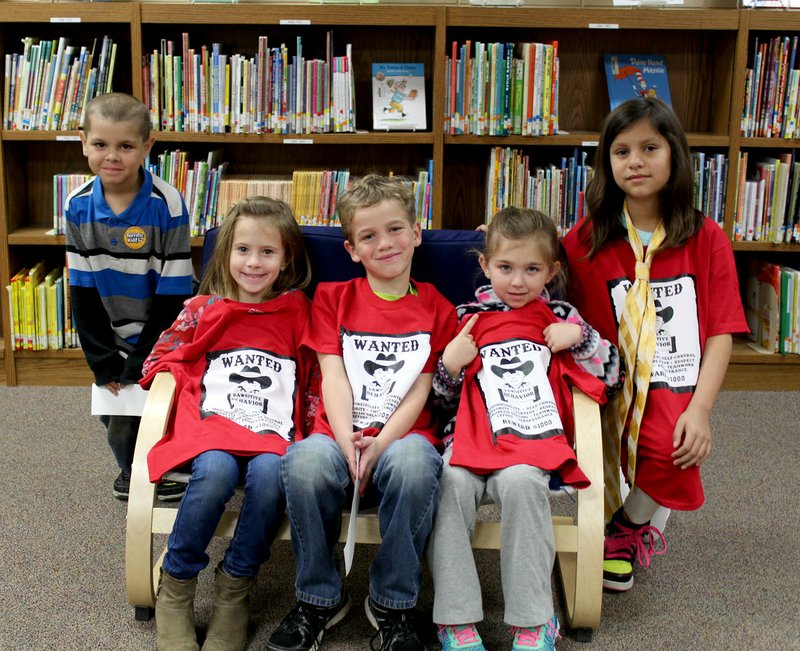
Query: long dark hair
[{"left": 581, "top": 97, "right": 703, "bottom": 257}]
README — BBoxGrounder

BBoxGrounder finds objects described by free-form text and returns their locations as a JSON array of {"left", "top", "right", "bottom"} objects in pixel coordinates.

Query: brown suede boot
[
  {"left": 201, "top": 565, "right": 256, "bottom": 651},
  {"left": 156, "top": 571, "right": 199, "bottom": 651}
]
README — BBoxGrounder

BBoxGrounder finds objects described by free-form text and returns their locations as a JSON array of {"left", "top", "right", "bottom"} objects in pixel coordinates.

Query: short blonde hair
[
  {"left": 336, "top": 174, "right": 416, "bottom": 242},
  {"left": 199, "top": 197, "right": 311, "bottom": 300},
  {"left": 83, "top": 92, "right": 151, "bottom": 140}
]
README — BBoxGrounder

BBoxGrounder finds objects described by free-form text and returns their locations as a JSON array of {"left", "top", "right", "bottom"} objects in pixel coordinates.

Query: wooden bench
[{"left": 124, "top": 226, "right": 605, "bottom": 640}]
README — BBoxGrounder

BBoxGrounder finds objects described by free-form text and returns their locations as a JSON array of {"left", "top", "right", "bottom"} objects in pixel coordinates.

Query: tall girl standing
[
  {"left": 140, "top": 197, "right": 314, "bottom": 651},
  {"left": 562, "top": 98, "right": 748, "bottom": 593}
]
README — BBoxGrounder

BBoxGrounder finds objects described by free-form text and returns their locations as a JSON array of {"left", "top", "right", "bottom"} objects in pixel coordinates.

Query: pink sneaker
[
  {"left": 603, "top": 516, "right": 667, "bottom": 591},
  {"left": 437, "top": 623, "right": 486, "bottom": 650},
  {"left": 510, "top": 614, "right": 560, "bottom": 650}
]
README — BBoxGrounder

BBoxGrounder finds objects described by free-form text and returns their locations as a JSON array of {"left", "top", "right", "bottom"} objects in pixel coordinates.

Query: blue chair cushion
[{"left": 202, "top": 226, "right": 486, "bottom": 307}]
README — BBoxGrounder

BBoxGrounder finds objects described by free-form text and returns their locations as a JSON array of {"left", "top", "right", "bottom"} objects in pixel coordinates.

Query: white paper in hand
[
  {"left": 91, "top": 384, "right": 148, "bottom": 416},
  {"left": 344, "top": 450, "right": 361, "bottom": 576}
]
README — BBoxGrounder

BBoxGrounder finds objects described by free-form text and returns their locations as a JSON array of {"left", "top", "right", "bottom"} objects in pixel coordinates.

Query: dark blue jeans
[
  {"left": 163, "top": 450, "right": 284, "bottom": 579},
  {"left": 280, "top": 433, "right": 442, "bottom": 609}
]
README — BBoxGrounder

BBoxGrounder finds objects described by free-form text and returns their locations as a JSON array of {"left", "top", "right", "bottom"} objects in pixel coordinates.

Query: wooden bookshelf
[{"left": 1, "top": 4, "right": 799, "bottom": 388}]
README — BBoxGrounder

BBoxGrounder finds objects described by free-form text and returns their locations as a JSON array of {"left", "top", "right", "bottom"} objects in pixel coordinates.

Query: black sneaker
[
  {"left": 265, "top": 594, "right": 352, "bottom": 651},
  {"left": 113, "top": 470, "right": 130, "bottom": 500},
  {"left": 365, "top": 596, "right": 425, "bottom": 651},
  {"left": 156, "top": 479, "right": 187, "bottom": 502}
]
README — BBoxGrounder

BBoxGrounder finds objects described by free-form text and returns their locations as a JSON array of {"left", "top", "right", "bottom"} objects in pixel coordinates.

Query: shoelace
[
  {"left": 606, "top": 523, "right": 667, "bottom": 567},
  {"left": 370, "top": 614, "right": 419, "bottom": 651},
  {"left": 510, "top": 619, "right": 560, "bottom": 648},
  {"left": 439, "top": 624, "right": 481, "bottom": 646},
  {"left": 280, "top": 603, "right": 324, "bottom": 637},
  {"left": 512, "top": 626, "right": 543, "bottom": 646}
]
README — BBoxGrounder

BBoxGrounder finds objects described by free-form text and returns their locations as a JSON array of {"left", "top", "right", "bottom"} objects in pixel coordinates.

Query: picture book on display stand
[
  {"left": 604, "top": 54, "right": 672, "bottom": 111},
  {"left": 372, "top": 63, "right": 427, "bottom": 131}
]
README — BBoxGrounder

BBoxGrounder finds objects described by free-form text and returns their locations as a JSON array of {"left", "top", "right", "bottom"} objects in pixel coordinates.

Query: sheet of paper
[
  {"left": 90, "top": 384, "right": 149, "bottom": 416},
  {"left": 344, "top": 450, "right": 361, "bottom": 576}
]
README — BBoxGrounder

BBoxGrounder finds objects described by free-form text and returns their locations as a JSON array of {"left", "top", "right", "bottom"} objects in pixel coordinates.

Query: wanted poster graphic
[
  {"left": 477, "top": 339, "right": 563, "bottom": 441},
  {"left": 341, "top": 329, "right": 431, "bottom": 431},
  {"left": 609, "top": 274, "right": 701, "bottom": 392},
  {"left": 200, "top": 348, "right": 297, "bottom": 438}
]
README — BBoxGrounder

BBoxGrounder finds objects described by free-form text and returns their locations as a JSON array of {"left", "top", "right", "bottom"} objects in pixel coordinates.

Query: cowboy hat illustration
[
  {"left": 490, "top": 356, "right": 534, "bottom": 378},
  {"left": 654, "top": 299, "right": 674, "bottom": 329},
  {"left": 229, "top": 365, "right": 272, "bottom": 389},
  {"left": 364, "top": 353, "right": 405, "bottom": 375}
]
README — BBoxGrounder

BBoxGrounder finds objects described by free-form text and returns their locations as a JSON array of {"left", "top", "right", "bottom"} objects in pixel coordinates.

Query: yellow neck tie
[{"left": 603, "top": 202, "right": 666, "bottom": 521}]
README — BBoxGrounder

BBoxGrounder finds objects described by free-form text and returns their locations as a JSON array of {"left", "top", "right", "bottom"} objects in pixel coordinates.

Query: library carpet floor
[{"left": 1, "top": 386, "right": 798, "bottom": 650}]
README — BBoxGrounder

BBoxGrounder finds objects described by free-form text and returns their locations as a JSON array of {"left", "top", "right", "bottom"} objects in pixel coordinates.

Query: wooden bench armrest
[
  {"left": 558, "top": 386, "right": 604, "bottom": 630},
  {"left": 125, "top": 372, "right": 177, "bottom": 610}
]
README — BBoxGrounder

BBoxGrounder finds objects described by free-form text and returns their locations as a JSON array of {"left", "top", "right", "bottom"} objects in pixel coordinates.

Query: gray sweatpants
[{"left": 427, "top": 446, "right": 555, "bottom": 628}]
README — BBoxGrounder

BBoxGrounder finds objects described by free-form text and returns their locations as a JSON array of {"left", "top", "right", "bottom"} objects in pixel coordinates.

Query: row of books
[
  {"left": 146, "top": 149, "right": 227, "bottom": 237},
  {"left": 485, "top": 147, "right": 590, "bottom": 234},
  {"left": 741, "top": 35, "right": 800, "bottom": 139},
  {"left": 53, "top": 174, "right": 93, "bottom": 235},
  {"left": 217, "top": 166, "right": 433, "bottom": 229},
  {"left": 746, "top": 259, "right": 800, "bottom": 354},
  {"left": 733, "top": 152, "right": 800, "bottom": 243},
  {"left": 6, "top": 262, "right": 79, "bottom": 351},
  {"left": 142, "top": 34, "right": 355, "bottom": 134},
  {"left": 691, "top": 151, "right": 728, "bottom": 226},
  {"left": 53, "top": 162, "right": 431, "bottom": 237},
  {"left": 3, "top": 35, "right": 116, "bottom": 131},
  {"left": 444, "top": 40, "right": 559, "bottom": 137}
]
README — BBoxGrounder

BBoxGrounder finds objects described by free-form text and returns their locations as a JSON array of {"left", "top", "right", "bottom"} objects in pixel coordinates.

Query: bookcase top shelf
[
  {"left": 445, "top": 7, "right": 739, "bottom": 30},
  {"left": 140, "top": 4, "right": 442, "bottom": 26},
  {"left": 0, "top": 3, "right": 134, "bottom": 23}
]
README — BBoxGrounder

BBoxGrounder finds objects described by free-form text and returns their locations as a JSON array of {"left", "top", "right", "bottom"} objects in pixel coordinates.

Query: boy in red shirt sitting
[{"left": 267, "top": 175, "right": 456, "bottom": 651}]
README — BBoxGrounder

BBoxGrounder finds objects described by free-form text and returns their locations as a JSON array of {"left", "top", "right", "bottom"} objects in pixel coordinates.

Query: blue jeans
[
  {"left": 163, "top": 450, "right": 284, "bottom": 580},
  {"left": 281, "top": 433, "right": 442, "bottom": 610}
]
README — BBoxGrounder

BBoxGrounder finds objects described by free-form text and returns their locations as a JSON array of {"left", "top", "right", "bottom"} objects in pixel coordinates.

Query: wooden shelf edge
[
  {"left": 141, "top": 4, "right": 442, "bottom": 25},
  {"left": 444, "top": 132, "right": 728, "bottom": 147},
  {"left": 9, "top": 228, "right": 64, "bottom": 246},
  {"left": 732, "top": 241, "right": 800, "bottom": 252},
  {"left": 153, "top": 132, "right": 435, "bottom": 145},
  {"left": 731, "top": 338, "right": 800, "bottom": 364},
  {"left": 740, "top": 137, "right": 800, "bottom": 148},
  {"left": 0, "top": 2, "right": 133, "bottom": 23},
  {"left": 2, "top": 130, "right": 434, "bottom": 145},
  {"left": 446, "top": 7, "right": 740, "bottom": 30}
]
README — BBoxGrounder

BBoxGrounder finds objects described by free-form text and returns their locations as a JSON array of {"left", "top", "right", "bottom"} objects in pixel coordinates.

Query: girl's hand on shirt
[
  {"left": 104, "top": 381, "right": 121, "bottom": 396},
  {"left": 442, "top": 314, "right": 479, "bottom": 378},
  {"left": 543, "top": 322, "right": 582, "bottom": 353},
  {"left": 353, "top": 432, "right": 386, "bottom": 496},
  {"left": 671, "top": 403, "right": 712, "bottom": 469}
]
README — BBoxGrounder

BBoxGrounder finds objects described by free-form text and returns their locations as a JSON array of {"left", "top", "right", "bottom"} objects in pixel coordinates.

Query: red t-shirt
[
  {"left": 448, "top": 301, "right": 607, "bottom": 487},
  {"left": 303, "top": 277, "right": 457, "bottom": 446},
  {"left": 142, "top": 291, "right": 313, "bottom": 482},
  {"left": 562, "top": 217, "right": 749, "bottom": 508}
]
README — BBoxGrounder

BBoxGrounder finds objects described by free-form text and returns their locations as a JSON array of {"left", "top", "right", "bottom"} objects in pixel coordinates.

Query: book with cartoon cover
[
  {"left": 372, "top": 63, "right": 426, "bottom": 131},
  {"left": 604, "top": 54, "right": 672, "bottom": 111}
]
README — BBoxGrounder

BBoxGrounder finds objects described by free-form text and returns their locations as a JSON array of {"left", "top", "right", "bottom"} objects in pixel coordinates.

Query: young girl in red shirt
[{"left": 140, "top": 197, "right": 314, "bottom": 651}]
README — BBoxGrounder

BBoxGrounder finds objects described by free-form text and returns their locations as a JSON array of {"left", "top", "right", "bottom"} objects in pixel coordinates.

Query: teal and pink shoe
[
  {"left": 437, "top": 623, "right": 487, "bottom": 650},
  {"left": 510, "top": 614, "right": 560, "bottom": 650}
]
